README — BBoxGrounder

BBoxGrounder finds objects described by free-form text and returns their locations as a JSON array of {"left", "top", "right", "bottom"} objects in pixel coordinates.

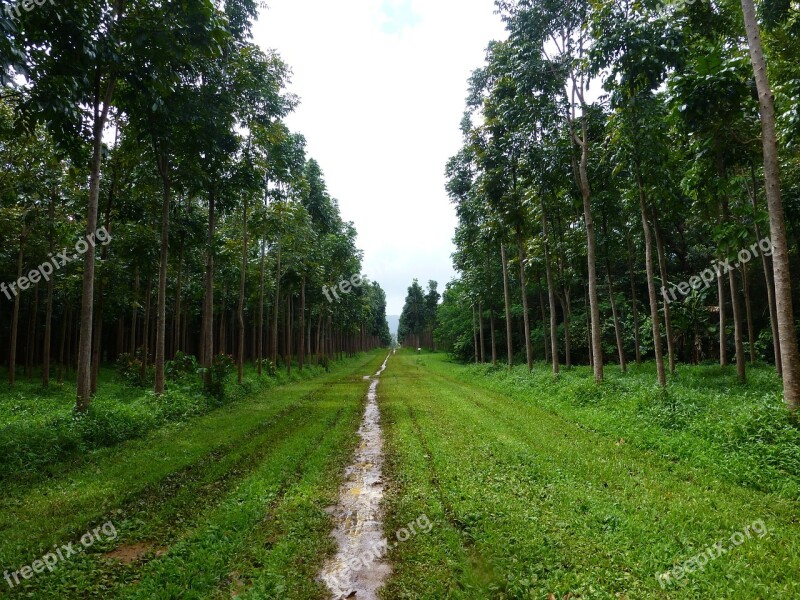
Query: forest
[
  {"left": 0, "top": 0, "right": 392, "bottom": 409},
  {"left": 2, "top": 0, "right": 800, "bottom": 597},
  {"left": 429, "top": 0, "right": 800, "bottom": 411}
]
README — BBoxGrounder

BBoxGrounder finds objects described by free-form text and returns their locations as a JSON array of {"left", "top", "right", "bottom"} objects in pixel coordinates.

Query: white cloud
[{"left": 253, "top": 0, "right": 507, "bottom": 314}]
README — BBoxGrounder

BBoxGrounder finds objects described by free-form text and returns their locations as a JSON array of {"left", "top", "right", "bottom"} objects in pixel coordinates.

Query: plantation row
[
  {"left": 417, "top": 0, "right": 800, "bottom": 413},
  {"left": 0, "top": 0, "right": 392, "bottom": 410}
]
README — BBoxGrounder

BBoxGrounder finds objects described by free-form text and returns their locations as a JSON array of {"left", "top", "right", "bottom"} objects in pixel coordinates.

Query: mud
[{"left": 320, "top": 355, "right": 392, "bottom": 600}]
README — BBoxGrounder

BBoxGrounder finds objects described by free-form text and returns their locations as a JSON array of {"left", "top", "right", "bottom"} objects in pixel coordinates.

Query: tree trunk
[
  {"left": 478, "top": 302, "right": 485, "bottom": 364},
  {"left": 653, "top": 217, "right": 676, "bottom": 375},
  {"left": 741, "top": 0, "right": 800, "bottom": 411},
  {"left": 639, "top": 176, "right": 667, "bottom": 387},
  {"left": 140, "top": 275, "right": 153, "bottom": 382},
  {"left": 271, "top": 242, "right": 282, "bottom": 368},
  {"left": 729, "top": 268, "right": 747, "bottom": 383},
  {"left": 489, "top": 308, "right": 497, "bottom": 365},
  {"left": 173, "top": 236, "right": 185, "bottom": 358},
  {"left": 129, "top": 269, "right": 137, "bottom": 355},
  {"left": 608, "top": 270, "right": 627, "bottom": 373},
  {"left": 43, "top": 198, "right": 55, "bottom": 387},
  {"left": 237, "top": 194, "right": 248, "bottom": 385},
  {"left": 202, "top": 189, "right": 216, "bottom": 390},
  {"left": 627, "top": 234, "right": 642, "bottom": 364},
  {"left": 299, "top": 277, "right": 306, "bottom": 371},
  {"left": 742, "top": 260, "right": 756, "bottom": 364},
  {"left": 472, "top": 305, "right": 479, "bottom": 364},
  {"left": 577, "top": 122, "right": 603, "bottom": 383},
  {"left": 8, "top": 233, "right": 24, "bottom": 386},
  {"left": 516, "top": 228, "right": 534, "bottom": 372},
  {"left": 501, "top": 244, "right": 514, "bottom": 368},
  {"left": 718, "top": 274, "right": 728, "bottom": 367},
  {"left": 76, "top": 77, "right": 116, "bottom": 411},
  {"left": 154, "top": 157, "right": 171, "bottom": 395},
  {"left": 542, "top": 200, "right": 560, "bottom": 376}
]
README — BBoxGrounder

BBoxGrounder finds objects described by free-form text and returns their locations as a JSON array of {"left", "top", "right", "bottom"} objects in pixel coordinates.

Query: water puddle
[{"left": 320, "top": 354, "right": 392, "bottom": 599}]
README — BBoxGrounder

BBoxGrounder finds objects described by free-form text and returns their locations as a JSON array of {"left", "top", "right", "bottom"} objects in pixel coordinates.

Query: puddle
[{"left": 320, "top": 354, "right": 392, "bottom": 600}]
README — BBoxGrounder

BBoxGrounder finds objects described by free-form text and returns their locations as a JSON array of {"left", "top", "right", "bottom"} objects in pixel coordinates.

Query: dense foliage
[
  {"left": 0, "top": 0, "right": 391, "bottom": 410},
  {"left": 437, "top": 0, "right": 800, "bottom": 411}
]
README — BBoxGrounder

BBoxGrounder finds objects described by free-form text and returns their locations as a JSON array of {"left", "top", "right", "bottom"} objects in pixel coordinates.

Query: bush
[
  {"left": 116, "top": 348, "right": 153, "bottom": 387},
  {"left": 166, "top": 351, "right": 199, "bottom": 381}
]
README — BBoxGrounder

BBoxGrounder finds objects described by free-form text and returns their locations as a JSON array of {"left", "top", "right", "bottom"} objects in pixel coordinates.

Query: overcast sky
[{"left": 253, "top": 0, "right": 507, "bottom": 315}]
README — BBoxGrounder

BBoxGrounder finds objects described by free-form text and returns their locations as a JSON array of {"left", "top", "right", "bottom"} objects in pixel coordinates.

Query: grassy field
[
  {"left": 0, "top": 351, "right": 386, "bottom": 599},
  {"left": 380, "top": 351, "right": 800, "bottom": 599},
  {"left": 4, "top": 350, "right": 799, "bottom": 599}
]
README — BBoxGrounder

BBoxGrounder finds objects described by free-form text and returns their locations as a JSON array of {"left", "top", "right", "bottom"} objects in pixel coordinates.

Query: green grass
[
  {"left": 0, "top": 361, "right": 342, "bottom": 483},
  {"left": 380, "top": 351, "right": 800, "bottom": 599},
  {"left": 0, "top": 351, "right": 387, "bottom": 599},
  {"left": 450, "top": 358, "right": 800, "bottom": 499}
]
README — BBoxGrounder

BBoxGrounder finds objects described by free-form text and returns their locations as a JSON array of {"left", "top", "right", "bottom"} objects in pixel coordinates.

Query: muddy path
[{"left": 320, "top": 354, "right": 392, "bottom": 600}]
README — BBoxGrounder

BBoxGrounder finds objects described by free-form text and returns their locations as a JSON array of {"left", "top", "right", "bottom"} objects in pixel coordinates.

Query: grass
[
  {"left": 0, "top": 361, "right": 342, "bottom": 483},
  {"left": 0, "top": 351, "right": 387, "bottom": 599},
  {"left": 380, "top": 351, "right": 800, "bottom": 599},
  {"left": 4, "top": 349, "right": 799, "bottom": 598}
]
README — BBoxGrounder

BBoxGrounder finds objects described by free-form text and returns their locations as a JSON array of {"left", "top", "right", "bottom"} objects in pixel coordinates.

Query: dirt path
[{"left": 320, "top": 354, "right": 392, "bottom": 600}]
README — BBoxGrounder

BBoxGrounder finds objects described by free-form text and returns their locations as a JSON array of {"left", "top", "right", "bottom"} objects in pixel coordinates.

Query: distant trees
[
  {"left": 399, "top": 280, "right": 439, "bottom": 350},
  {"left": 438, "top": 0, "right": 800, "bottom": 412}
]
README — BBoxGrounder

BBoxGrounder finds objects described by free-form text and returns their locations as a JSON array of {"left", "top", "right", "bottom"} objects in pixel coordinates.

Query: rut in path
[{"left": 320, "top": 354, "right": 392, "bottom": 600}]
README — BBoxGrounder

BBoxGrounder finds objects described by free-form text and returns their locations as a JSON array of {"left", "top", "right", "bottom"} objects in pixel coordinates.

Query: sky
[{"left": 252, "top": 0, "right": 507, "bottom": 315}]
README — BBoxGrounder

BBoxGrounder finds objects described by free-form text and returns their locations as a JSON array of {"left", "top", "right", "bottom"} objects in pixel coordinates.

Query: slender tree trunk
[
  {"left": 501, "top": 244, "right": 514, "bottom": 368},
  {"left": 741, "top": 0, "right": 800, "bottom": 411},
  {"left": 25, "top": 285, "right": 38, "bottom": 379},
  {"left": 286, "top": 294, "right": 292, "bottom": 376},
  {"left": 542, "top": 201, "right": 560, "bottom": 376},
  {"left": 472, "top": 305, "right": 479, "bottom": 364},
  {"left": 718, "top": 274, "right": 728, "bottom": 366},
  {"left": 8, "top": 233, "right": 25, "bottom": 386},
  {"left": 729, "top": 268, "right": 747, "bottom": 383},
  {"left": 58, "top": 306, "right": 68, "bottom": 384},
  {"left": 42, "top": 203, "right": 55, "bottom": 387},
  {"left": 173, "top": 236, "right": 184, "bottom": 358},
  {"left": 140, "top": 275, "right": 153, "bottom": 382},
  {"left": 299, "top": 277, "right": 306, "bottom": 371},
  {"left": 202, "top": 189, "right": 216, "bottom": 390},
  {"left": 742, "top": 261, "right": 756, "bottom": 364},
  {"left": 271, "top": 242, "right": 282, "bottom": 368},
  {"left": 653, "top": 217, "right": 676, "bottom": 375},
  {"left": 490, "top": 308, "right": 497, "bottom": 365},
  {"left": 577, "top": 123, "right": 603, "bottom": 382},
  {"left": 76, "top": 77, "right": 116, "bottom": 411},
  {"left": 608, "top": 270, "right": 627, "bottom": 373},
  {"left": 516, "top": 228, "right": 534, "bottom": 372},
  {"left": 154, "top": 158, "right": 171, "bottom": 395},
  {"left": 627, "top": 234, "right": 642, "bottom": 364},
  {"left": 639, "top": 175, "right": 667, "bottom": 387},
  {"left": 237, "top": 194, "right": 248, "bottom": 385},
  {"left": 131, "top": 268, "right": 139, "bottom": 356},
  {"left": 257, "top": 241, "right": 266, "bottom": 375},
  {"left": 478, "top": 302, "right": 485, "bottom": 364},
  {"left": 751, "top": 163, "right": 782, "bottom": 374}
]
